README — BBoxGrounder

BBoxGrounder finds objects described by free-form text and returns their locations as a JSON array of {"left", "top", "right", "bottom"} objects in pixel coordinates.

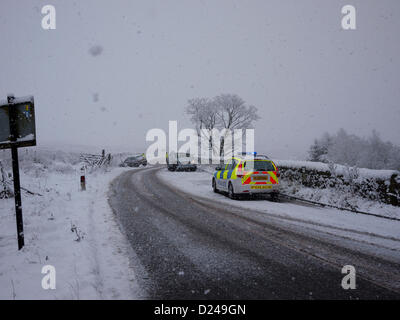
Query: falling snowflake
[{"left": 89, "top": 45, "right": 103, "bottom": 57}]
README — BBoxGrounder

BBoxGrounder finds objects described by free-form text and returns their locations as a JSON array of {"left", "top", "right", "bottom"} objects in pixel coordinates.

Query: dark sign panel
[{"left": 0, "top": 97, "right": 36, "bottom": 149}]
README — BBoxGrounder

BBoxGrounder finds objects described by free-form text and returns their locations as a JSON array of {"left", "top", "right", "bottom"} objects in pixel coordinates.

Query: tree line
[{"left": 309, "top": 129, "right": 400, "bottom": 171}]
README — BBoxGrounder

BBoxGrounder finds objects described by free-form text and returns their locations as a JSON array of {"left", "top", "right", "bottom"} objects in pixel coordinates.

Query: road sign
[
  {"left": 0, "top": 95, "right": 36, "bottom": 150},
  {"left": 1, "top": 95, "right": 36, "bottom": 250}
]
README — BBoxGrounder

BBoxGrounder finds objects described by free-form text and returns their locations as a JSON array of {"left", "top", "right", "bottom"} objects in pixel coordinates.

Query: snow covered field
[
  {"left": 0, "top": 158, "right": 142, "bottom": 299},
  {"left": 157, "top": 170, "right": 400, "bottom": 258}
]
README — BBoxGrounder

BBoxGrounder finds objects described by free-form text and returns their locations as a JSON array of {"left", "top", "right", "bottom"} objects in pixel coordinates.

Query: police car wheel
[
  {"left": 228, "top": 183, "right": 236, "bottom": 199},
  {"left": 212, "top": 178, "right": 218, "bottom": 193}
]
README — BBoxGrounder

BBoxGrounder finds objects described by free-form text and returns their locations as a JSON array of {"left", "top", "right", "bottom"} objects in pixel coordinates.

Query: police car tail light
[
  {"left": 236, "top": 164, "right": 244, "bottom": 177},
  {"left": 276, "top": 168, "right": 281, "bottom": 178}
]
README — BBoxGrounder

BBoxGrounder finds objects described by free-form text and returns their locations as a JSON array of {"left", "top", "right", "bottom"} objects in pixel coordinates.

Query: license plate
[
  {"left": 251, "top": 185, "right": 272, "bottom": 189},
  {"left": 252, "top": 175, "right": 268, "bottom": 181}
]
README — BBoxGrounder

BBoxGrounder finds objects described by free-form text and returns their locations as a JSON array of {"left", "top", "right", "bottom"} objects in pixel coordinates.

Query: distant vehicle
[
  {"left": 121, "top": 154, "right": 147, "bottom": 167},
  {"left": 212, "top": 152, "right": 280, "bottom": 200},
  {"left": 166, "top": 152, "right": 197, "bottom": 172}
]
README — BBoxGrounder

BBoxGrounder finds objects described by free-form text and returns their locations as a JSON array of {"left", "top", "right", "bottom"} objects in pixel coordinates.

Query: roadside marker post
[
  {"left": 79, "top": 165, "right": 86, "bottom": 191},
  {"left": 80, "top": 174, "right": 86, "bottom": 191},
  {"left": 0, "top": 94, "right": 37, "bottom": 250}
]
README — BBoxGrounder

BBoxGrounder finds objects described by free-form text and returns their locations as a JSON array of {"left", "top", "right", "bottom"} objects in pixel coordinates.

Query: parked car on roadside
[
  {"left": 212, "top": 152, "right": 280, "bottom": 200},
  {"left": 166, "top": 152, "right": 197, "bottom": 171},
  {"left": 120, "top": 154, "right": 147, "bottom": 167}
]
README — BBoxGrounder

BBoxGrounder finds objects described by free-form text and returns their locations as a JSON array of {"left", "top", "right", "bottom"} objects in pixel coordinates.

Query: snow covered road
[{"left": 109, "top": 167, "right": 400, "bottom": 299}]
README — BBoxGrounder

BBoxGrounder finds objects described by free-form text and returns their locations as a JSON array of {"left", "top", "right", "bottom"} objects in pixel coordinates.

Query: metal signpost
[{"left": 0, "top": 94, "right": 36, "bottom": 250}]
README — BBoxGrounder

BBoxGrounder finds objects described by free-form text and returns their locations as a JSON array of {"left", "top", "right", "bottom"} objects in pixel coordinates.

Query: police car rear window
[{"left": 244, "top": 160, "right": 275, "bottom": 171}]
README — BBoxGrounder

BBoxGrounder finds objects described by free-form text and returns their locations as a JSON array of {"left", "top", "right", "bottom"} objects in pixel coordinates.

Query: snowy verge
[
  {"left": 0, "top": 166, "right": 141, "bottom": 300},
  {"left": 156, "top": 169, "right": 400, "bottom": 255},
  {"left": 274, "top": 159, "right": 400, "bottom": 208}
]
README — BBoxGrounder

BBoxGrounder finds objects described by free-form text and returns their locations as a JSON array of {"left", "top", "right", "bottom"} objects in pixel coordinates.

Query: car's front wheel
[{"left": 228, "top": 182, "right": 236, "bottom": 200}]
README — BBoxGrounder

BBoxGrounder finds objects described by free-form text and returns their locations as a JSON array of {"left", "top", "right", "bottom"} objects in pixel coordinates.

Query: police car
[{"left": 212, "top": 152, "right": 280, "bottom": 200}]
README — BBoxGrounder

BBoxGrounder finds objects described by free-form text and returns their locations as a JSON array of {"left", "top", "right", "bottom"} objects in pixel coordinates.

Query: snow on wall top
[{"left": 273, "top": 159, "right": 398, "bottom": 180}]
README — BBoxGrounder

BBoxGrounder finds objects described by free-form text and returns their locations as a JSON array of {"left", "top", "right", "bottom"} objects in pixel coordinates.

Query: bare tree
[
  {"left": 185, "top": 98, "right": 217, "bottom": 133},
  {"left": 214, "top": 94, "right": 260, "bottom": 159},
  {"left": 186, "top": 98, "right": 218, "bottom": 162},
  {"left": 186, "top": 94, "right": 260, "bottom": 162}
]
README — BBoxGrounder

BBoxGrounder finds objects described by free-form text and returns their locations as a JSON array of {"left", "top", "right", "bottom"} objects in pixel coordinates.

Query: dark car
[
  {"left": 166, "top": 152, "right": 197, "bottom": 171},
  {"left": 121, "top": 154, "right": 147, "bottom": 167}
]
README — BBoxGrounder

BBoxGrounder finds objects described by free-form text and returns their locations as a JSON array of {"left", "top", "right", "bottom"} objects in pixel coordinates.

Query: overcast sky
[{"left": 0, "top": 0, "right": 399, "bottom": 159}]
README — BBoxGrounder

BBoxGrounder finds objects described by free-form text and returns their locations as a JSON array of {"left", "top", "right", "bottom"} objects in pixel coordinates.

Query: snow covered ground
[
  {"left": 157, "top": 170, "right": 400, "bottom": 257},
  {"left": 0, "top": 159, "right": 142, "bottom": 299},
  {"left": 2, "top": 152, "right": 399, "bottom": 299},
  {"left": 274, "top": 159, "right": 398, "bottom": 179},
  {"left": 198, "top": 163, "right": 400, "bottom": 219}
]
